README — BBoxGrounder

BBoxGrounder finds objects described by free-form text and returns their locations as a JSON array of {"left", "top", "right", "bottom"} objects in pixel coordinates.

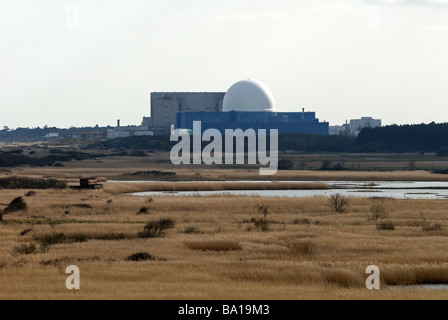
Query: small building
[{"left": 71, "top": 178, "right": 104, "bottom": 190}]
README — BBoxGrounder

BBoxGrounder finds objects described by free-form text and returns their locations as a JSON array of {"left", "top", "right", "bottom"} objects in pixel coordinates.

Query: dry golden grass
[
  {"left": 103, "top": 181, "right": 330, "bottom": 194},
  {"left": 2, "top": 181, "right": 448, "bottom": 299}
]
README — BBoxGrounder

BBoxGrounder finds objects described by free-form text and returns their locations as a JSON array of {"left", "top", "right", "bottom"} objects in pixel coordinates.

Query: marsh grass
[
  {"left": 421, "top": 219, "right": 443, "bottom": 232},
  {"left": 3, "top": 185, "right": 448, "bottom": 299},
  {"left": 105, "top": 182, "right": 331, "bottom": 194}
]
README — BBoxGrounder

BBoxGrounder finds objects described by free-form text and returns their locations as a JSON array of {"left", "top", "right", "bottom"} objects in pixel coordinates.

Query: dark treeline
[
  {"left": 0, "top": 177, "right": 67, "bottom": 189},
  {"left": 84, "top": 123, "right": 448, "bottom": 154},
  {"left": 0, "top": 126, "right": 108, "bottom": 142},
  {"left": 355, "top": 123, "right": 448, "bottom": 153},
  {"left": 3, "top": 123, "right": 448, "bottom": 156}
]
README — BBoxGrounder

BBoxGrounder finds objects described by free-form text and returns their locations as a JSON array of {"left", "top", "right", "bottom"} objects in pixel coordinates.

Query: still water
[{"left": 126, "top": 180, "right": 448, "bottom": 199}]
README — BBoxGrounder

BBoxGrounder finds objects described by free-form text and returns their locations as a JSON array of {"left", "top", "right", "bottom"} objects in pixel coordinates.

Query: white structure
[
  {"left": 329, "top": 124, "right": 350, "bottom": 136},
  {"left": 107, "top": 120, "right": 153, "bottom": 139},
  {"left": 45, "top": 132, "right": 59, "bottom": 138},
  {"left": 330, "top": 117, "right": 381, "bottom": 136},
  {"left": 222, "top": 79, "right": 276, "bottom": 112},
  {"left": 350, "top": 117, "right": 381, "bottom": 136}
]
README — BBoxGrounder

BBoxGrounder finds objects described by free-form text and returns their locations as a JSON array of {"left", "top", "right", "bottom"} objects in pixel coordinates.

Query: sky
[{"left": 0, "top": 0, "right": 447, "bottom": 129}]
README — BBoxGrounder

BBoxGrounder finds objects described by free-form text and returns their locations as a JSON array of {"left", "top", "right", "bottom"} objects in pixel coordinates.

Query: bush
[
  {"left": 377, "top": 222, "right": 395, "bottom": 231},
  {"left": 14, "top": 243, "right": 37, "bottom": 255},
  {"left": 137, "top": 207, "right": 150, "bottom": 215},
  {"left": 370, "top": 204, "right": 389, "bottom": 221},
  {"left": 184, "top": 227, "right": 203, "bottom": 234},
  {"left": 185, "top": 241, "right": 241, "bottom": 252},
  {"left": 126, "top": 252, "right": 155, "bottom": 262},
  {"left": 37, "top": 233, "right": 88, "bottom": 247},
  {"left": 294, "top": 218, "right": 311, "bottom": 225},
  {"left": 4, "top": 197, "right": 27, "bottom": 214},
  {"left": 138, "top": 218, "right": 175, "bottom": 238},
  {"left": 329, "top": 194, "right": 349, "bottom": 213},
  {"left": 253, "top": 218, "right": 270, "bottom": 232}
]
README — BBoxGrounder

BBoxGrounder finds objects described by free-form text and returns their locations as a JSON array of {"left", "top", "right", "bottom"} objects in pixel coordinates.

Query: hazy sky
[{"left": 1, "top": 0, "right": 447, "bottom": 129}]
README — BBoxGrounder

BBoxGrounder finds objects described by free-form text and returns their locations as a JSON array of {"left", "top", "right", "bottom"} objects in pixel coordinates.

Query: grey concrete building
[{"left": 142, "top": 92, "right": 225, "bottom": 135}]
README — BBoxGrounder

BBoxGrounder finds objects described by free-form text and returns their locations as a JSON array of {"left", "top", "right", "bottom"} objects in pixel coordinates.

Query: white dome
[{"left": 222, "top": 79, "right": 276, "bottom": 112}]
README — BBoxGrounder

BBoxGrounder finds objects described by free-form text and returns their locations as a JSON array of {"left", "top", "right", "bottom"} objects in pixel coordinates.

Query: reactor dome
[{"left": 222, "top": 79, "right": 276, "bottom": 112}]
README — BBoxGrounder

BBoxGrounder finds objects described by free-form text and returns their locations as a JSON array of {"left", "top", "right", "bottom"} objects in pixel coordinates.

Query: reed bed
[
  {"left": 104, "top": 181, "right": 331, "bottom": 194},
  {"left": 2, "top": 185, "right": 448, "bottom": 299}
]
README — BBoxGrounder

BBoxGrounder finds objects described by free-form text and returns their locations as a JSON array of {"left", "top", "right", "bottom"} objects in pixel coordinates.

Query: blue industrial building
[
  {"left": 176, "top": 110, "right": 329, "bottom": 135},
  {"left": 175, "top": 79, "right": 329, "bottom": 135}
]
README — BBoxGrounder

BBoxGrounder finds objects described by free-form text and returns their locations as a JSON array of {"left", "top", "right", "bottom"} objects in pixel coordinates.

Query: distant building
[
  {"left": 70, "top": 178, "right": 103, "bottom": 190},
  {"left": 44, "top": 132, "right": 59, "bottom": 139},
  {"left": 108, "top": 80, "right": 329, "bottom": 138},
  {"left": 350, "top": 117, "right": 381, "bottom": 136},
  {"left": 107, "top": 92, "right": 225, "bottom": 138},
  {"left": 107, "top": 120, "right": 154, "bottom": 139},
  {"left": 143, "top": 92, "right": 225, "bottom": 135},
  {"left": 330, "top": 117, "right": 381, "bottom": 136},
  {"left": 329, "top": 123, "right": 350, "bottom": 136}
]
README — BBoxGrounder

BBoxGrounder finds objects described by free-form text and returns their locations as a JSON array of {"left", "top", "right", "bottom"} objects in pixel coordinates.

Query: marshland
[{"left": 1, "top": 151, "right": 448, "bottom": 299}]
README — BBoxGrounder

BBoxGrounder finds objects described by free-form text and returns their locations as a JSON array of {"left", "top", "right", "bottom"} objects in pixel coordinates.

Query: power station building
[
  {"left": 142, "top": 92, "right": 225, "bottom": 135},
  {"left": 176, "top": 79, "right": 328, "bottom": 135},
  {"left": 108, "top": 79, "right": 329, "bottom": 138}
]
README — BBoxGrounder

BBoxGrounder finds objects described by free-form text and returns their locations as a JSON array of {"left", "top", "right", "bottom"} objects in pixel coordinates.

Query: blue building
[{"left": 175, "top": 79, "right": 329, "bottom": 135}]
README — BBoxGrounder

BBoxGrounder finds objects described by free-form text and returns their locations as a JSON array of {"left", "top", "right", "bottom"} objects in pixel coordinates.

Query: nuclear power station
[{"left": 108, "top": 79, "right": 330, "bottom": 138}]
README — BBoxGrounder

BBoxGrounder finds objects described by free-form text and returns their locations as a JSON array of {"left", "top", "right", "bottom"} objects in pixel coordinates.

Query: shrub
[
  {"left": 293, "top": 218, "right": 311, "bottom": 225},
  {"left": 127, "top": 252, "right": 155, "bottom": 262},
  {"left": 71, "top": 204, "right": 93, "bottom": 209},
  {"left": 4, "top": 197, "right": 27, "bottom": 214},
  {"left": 254, "top": 204, "right": 269, "bottom": 219},
  {"left": 253, "top": 218, "right": 270, "bottom": 232},
  {"left": 185, "top": 241, "right": 241, "bottom": 252},
  {"left": 329, "top": 194, "right": 349, "bottom": 213},
  {"left": 37, "top": 233, "right": 88, "bottom": 247},
  {"left": 184, "top": 227, "right": 203, "bottom": 234},
  {"left": 377, "top": 222, "right": 395, "bottom": 231},
  {"left": 14, "top": 243, "right": 37, "bottom": 255},
  {"left": 19, "top": 228, "right": 33, "bottom": 236},
  {"left": 95, "top": 233, "right": 127, "bottom": 241},
  {"left": 138, "top": 218, "right": 175, "bottom": 238},
  {"left": 138, "top": 207, "right": 150, "bottom": 215},
  {"left": 370, "top": 204, "right": 389, "bottom": 221}
]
